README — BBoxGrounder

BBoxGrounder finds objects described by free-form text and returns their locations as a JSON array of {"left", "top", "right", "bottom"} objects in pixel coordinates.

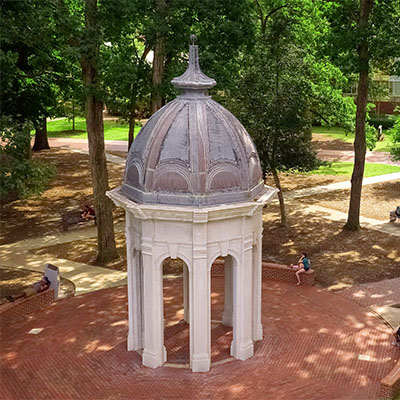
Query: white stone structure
[{"left": 108, "top": 35, "right": 276, "bottom": 372}]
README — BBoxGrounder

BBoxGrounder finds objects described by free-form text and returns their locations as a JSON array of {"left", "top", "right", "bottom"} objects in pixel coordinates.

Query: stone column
[
  {"left": 142, "top": 229, "right": 166, "bottom": 368},
  {"left": 231, "top": 223, "right": 254, "bottom": 361},
  {"left": 252, "top": 231, "right": 263, "bottom": 341},
  {"left": 222, "top": 256, "right": 233, "bottom": 327},
  {"left": 126, "top": 214, "right": 143, "bottom": 351},
  {"left": 189, "top": 212, "right": 210, "bottom": 372},
  {"left": 183, "top": 263, "right": 190, "bottom": 323}
]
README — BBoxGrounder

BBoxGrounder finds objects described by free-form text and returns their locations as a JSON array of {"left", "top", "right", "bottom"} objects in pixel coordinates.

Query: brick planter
[
  {"left": 0, "top": 289, "right": 55, "bottom": 329},
  {"left": 262, "top": 262, "right": 315, "bottom": 285},
  {"left": 211, "top": 260, "right": 315, "bottom": 286},
  {"left": 380, "top": 359, "right": 400, "bottom": 400}
]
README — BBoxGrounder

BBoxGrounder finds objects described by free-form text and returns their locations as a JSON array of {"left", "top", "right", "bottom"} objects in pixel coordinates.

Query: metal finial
[{"left": 190, "top": 34, "right": 197, "bottom": 45}]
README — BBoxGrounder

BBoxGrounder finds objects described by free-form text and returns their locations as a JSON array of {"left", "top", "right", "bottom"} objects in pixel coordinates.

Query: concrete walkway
[
  {"left": 0, "top": 223, "right": 126, "bottom": 296},
  {"left": 318, "top": 149, "right": 400, "bottom": 167},
  {"left": 2, "top": 172, "right": 399, "bottom": 296}
]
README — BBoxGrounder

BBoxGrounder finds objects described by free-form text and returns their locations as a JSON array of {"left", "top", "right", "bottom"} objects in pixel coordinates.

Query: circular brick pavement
[{"left": 1, "top": 278, "right": 399, "bottom": 400}]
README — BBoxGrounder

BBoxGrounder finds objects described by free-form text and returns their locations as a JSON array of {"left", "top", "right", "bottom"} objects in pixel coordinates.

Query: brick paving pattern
[
  {"left": 338, "top": 278, "right": 400, "bottom": 308},
  {"left": 1, "top": 277, "right": 399, "bottom": 400}
]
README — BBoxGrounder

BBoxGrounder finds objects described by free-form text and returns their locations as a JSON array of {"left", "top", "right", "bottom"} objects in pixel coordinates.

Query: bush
[
  {"left": 368, "top": 116, "right": 395, "bottom": 130},
  {"left": 388, "top": 115, "right": 400, "bottom": 161},
  {"left": 0, "top": 117, "right": 56, "bottom": 202}
]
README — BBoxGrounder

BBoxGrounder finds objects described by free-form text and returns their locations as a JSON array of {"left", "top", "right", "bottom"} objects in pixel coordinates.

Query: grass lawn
[
  {"left": 308, "top": 162, "right": 400, "bottom": 177},
  {"left": 312, "top": 125, "right": 393, "bottom": 152},
  {"left": 46, "top": 117, "right": 142, "bottom": 141}
]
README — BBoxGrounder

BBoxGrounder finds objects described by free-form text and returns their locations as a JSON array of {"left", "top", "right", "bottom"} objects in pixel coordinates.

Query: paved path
[
  {"left": 318, "top": 149, "right": 400, "bottom": 167},
  {"left": 300, "top": 204, "right": 400, "bottom": 237},
  {"left": 1, "top": 279, "right": 398, "bottom": 400},
  {"left": 0, "top": 223, "right": 126, "bottom": 296},
  {"left": 339, "top": 278, "right": 400, "bottom": 328},
  {"left": 48, "top": 138, "right": 400, "bottom": 166}
]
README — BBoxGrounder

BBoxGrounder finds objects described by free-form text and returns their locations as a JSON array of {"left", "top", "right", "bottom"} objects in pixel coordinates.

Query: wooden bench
[
  {"left": 62, "top": 210, "right": 96, "bottom": 231},
  {"left": 380, "top": 359, "right": 400, "bottom": 399}
]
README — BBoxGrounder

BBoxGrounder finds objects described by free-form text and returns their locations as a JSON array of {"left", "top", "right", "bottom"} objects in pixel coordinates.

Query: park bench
[
  {"left": 62, "top": 210, "right": 95, "bottom": 231},
  {"left": 389, "top": 207, "right": 400, "bottom": 223}
]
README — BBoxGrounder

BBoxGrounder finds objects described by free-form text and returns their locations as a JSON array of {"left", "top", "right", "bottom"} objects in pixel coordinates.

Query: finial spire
[{"left": 171, "top": 35, "right": 216, "bottom": 93}]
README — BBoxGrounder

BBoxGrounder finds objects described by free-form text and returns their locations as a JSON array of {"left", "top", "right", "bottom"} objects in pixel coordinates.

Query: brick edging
[
  {"left": 0, "top": 289, "right": 55, "bottom": 328},
  {"left": 210, "top": 260, "right": 315, "bottom": 285},
  {"left": 380, "top": 359, "right": 400, "bottom": 399}
]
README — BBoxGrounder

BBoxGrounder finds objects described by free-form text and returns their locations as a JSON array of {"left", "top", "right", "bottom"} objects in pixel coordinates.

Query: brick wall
[
  {"left": 0, "top": 289, "right": 55, "bottom": 329},
  {"left": 380, "top": 360, "right": 400, "bottom": 400},
  {"left": 262, "top": 262, "right": 315, "bottom": 285},
  {"left": 211, "top": 260, "right": 315, "bottom": 285}
]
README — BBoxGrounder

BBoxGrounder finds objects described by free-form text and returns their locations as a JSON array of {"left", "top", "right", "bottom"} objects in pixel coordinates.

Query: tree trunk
[
  {"left": 128, "top": 106, "right": 136, "bottom": 150},
  {"left": 150, "top": 0, "right": 167, "bottom": 114},
  {"left": 81, "top": 0, "right": 118, "bottom": 263},
  {"left": 271, "top": 168, "right": 287, "bottom": 227},
  {"left": 32, "top": 118, "right": 50, "bottom": 151},
  {"left": 72, "top": 98, "right": 76, "bottom": 131},
  {"left": 345, "top": 0, "right": 374, "bottom": 231}
]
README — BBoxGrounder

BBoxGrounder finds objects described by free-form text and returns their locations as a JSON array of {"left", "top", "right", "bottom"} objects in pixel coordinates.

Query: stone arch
[
  {"left": 208, "top": 253, "right": 239, "bottom": 363},
  {"left": 159, "top": 256, "right": 191, "bottom": 365}
]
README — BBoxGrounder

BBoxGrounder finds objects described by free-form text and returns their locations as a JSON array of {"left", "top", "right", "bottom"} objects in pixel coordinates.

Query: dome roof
[{"left": 122, "top": 36, "right": 265, "bottom": 207}]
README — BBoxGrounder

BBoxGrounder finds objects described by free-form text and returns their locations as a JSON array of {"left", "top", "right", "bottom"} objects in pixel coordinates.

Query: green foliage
[
  {"left": 46, "top": 117, "right": 142, "bottom": 140},
  {"left": 0, "top": 117, "right": 55, "bottom": 201},
  {"left": 229, "top": 19, "right": 320, "bottom": 175},
  {"left": 368, "top": 116, "right": 395, "bottom": 130},
  {"left": 388, "top": 114, "right": 400, "bottom": 161},
  {"left": 307, "top": 162, "right": 400, "bottom": 177}
]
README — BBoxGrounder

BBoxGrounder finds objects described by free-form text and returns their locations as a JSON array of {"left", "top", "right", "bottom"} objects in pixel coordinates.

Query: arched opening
[
  {"left": 162, "top": 257, "right": 190, "bottom": 365},
  {"left": 210, "top": 256, "right": 235, "bottom": 364}
]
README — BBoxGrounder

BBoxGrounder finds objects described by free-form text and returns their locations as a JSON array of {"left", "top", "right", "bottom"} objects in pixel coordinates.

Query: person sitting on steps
[
  {"left": 289, "top": 252, "right": 310, "bottom": 285},
  {"left": 6, "top": 276, "right": 51, "bottom": 302}
]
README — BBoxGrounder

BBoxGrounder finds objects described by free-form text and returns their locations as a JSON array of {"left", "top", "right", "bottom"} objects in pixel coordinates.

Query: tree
[
  {"left": 229, "top": 26, "right": 320, "bottom": 226},
  {"left": 79, "top": 0, "right": 119, "bottom": 263},
  {"left": 141, "top": 0, "right": 255, "bottom": 114},
  {"left": 0, "top": 0, "right": 72, "bottom": 152},
  {"left": 389, "top": 111, "right": 400, "bottom": 161},
  {"left": 319, "top": 0, "right": 400, "bottom": 230}
]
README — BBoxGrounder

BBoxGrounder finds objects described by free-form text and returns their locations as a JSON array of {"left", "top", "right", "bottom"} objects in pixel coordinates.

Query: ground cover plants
[{"left": 45, "top": 118, "right": 142, "bottom": 141}]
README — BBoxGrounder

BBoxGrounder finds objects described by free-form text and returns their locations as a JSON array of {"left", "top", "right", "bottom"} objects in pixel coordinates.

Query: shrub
[
  {"left": 0, "top": 117, "right": 56, "bottom": 202},
  {"left": 368, "top": 116, "right": 395, "bottom": 130},
  {"left": 388, "top": 115, "right": 400, "bottom": 161}
]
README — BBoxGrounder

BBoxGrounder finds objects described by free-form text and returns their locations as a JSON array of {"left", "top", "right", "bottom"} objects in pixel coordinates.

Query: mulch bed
[
  {"left": 2, "top": 141, "right": 399, "bottom": 293},
  {"left": 0, "top": 149, "right": 125, "bottom": 246},
  {"left": 307, "top": 180, "right": 400, "bottom": 221}
]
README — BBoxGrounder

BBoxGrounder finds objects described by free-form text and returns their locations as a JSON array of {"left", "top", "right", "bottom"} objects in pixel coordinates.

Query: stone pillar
[
  {"left": 126, "top": 215, "right": 143, "bottom": 351},
  {"left": 231, "top": 225, "right": 254, "bottom": 361},
  {"left": 189, "top": 212, "right": 210, "bottom": 372},
  {"left": 183, "top": 263, "right": 190, "bottom": 323},
  {"left": 142, "top": 234, "right": 166, "bottom": 368},
  {"left": 252, "top": 233, "right": 263, "bottom": 341},
  {"left": 222, "top": 257, "right": 233, "bottom": 327}
]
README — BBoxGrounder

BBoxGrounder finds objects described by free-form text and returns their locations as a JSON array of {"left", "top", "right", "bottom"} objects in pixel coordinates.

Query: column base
[
  {"left": 142, "top": 347, "right": 165, "bottom": 369},
  {"left": 127, "top": 332, "right": 143, "bottom": 351},
  {"left": 253, "top": 324, "right": 263, "bottom": 342},
  {"left": 222, "top": 311, "right": 233, "bottom": 327},
  {"left": 230, "top": 340, "right": 254, "bottom": 361},
  {"left": 191, "top": 353, "right": 210, "bottom": 372}
]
